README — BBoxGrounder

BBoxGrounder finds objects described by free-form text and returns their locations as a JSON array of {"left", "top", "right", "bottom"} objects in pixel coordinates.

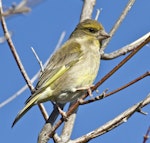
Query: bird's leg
[
  {"left": 55, "top": 103, "right": 68, "bottom": 121},
  {"left": 75, "top": 85, "right": 94, "bottom": 96},
  {"left": 77, "top": 86, "right": 93, "bottom": 104}
]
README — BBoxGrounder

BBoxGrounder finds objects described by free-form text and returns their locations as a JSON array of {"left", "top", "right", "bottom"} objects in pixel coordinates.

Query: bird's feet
[
  {"left": 56, "top": 104, "right": 68, "bottom": 121},
  {"left": 74, "top": 85, "right": 94, "bottom": 96}
]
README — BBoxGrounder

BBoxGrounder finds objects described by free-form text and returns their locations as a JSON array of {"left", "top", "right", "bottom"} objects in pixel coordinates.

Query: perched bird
[{"left": 12, "top": 19, "right": 110, "bottom": 127}]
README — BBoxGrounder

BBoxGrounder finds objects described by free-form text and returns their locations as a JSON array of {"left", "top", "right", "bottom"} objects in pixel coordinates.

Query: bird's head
[{"left": 70, "top": 19, "right": 110, "bottom": 42}]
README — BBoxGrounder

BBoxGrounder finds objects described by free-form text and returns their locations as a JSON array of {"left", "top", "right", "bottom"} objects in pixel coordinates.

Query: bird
[{"left": 12, "top": 19, "right": 110, "bottom": 127}]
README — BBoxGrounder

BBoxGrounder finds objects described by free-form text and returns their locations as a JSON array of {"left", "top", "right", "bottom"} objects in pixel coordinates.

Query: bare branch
[
  {"left": 70, "top": 93, "right": 150, "bottom": 143},
  {"left": 31, "top": 47, "right": 44, "bottom": 72},
  {"left": 60, "top": 101, "right": 78, "bottom": 143},
  {"left": 38, "top": 102, "right": 77, "bottom": 143},
  {"left": 0, "top": 71, "right": 39, "bottom": 108},
  {"left": 0, "top": 31, "right": 12, "bottom": 43},
  {"left": 93, "top": 33, "right": 150, "bottom": 91},
  {"left": 0, "top": 0, "right": 34, "bottom": 92},
  {"left": 2, "top": 0, "right": 46, "bottom": 17},
  {"left": 0, "top": 31, "right": 66, "bottom": 108},
  {"left": 102, "top": 32, "right": 150, "bottom": 60},
  {"left": 105, "top": 72, "right": 150, "bottom": 97},
  {"left": 95, "top": 9, "right": 101, "bottom": 21},
  {"left": 143, "top": 126, "right": 150, "bottom": 143},
  {"left": 53, "top": 134, "right": 61, "bottom": 143},
  {"left": 38, "top": 104, "right": 65, "bottom": 143},
  {"left": 60, "top": 113, "right": 77, "bottom": 142},
  {"left": 0, "top": 0, "right": 48, "bottom": 122},
  {"left": 2, "top": 0, "right": 45, "bottom": 17},
  {"left": 38, "top": 123, "right": 56, "bottom": 143},
  {"left": 55, "top": 31, "right": 66, "bottom": 49},
  {"left": 80, "top": 71, "right": 150, "bottom": 105},
  {"left": 80, "top": 0, "right": 96, "bottom": 22},
  {"left": 38, "top": 103, "right": 49, "bottom": 120},
  {"left": 2, "top": 0, "right": 31, "bottom": 17},
  {"left": 101, "top": 0, "right": 136, "bottom": 51}
]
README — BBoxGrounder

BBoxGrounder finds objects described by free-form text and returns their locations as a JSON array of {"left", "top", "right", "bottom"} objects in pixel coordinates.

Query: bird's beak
[{"left": 98, "top": 30, "right": 110, "bottom": 41}]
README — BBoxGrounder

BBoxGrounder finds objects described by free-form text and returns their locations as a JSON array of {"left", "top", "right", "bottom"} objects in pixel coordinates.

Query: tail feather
[{"left": 12, "top": 93, "right": 41, "bottom": 127}]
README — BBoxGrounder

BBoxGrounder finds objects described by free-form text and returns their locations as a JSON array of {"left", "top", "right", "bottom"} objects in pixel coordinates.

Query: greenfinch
[{"left": 12, "top": 19, "right": 110, "bottom": 127}]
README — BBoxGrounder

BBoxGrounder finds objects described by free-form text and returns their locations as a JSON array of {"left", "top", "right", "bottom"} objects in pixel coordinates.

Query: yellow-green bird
[{"left": 12, "top": 19, "right": 110, "bottom": 127}]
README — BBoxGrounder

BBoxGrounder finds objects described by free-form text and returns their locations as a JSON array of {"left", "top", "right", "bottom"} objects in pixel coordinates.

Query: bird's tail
[{"left": 12, "top": 92, "right": 41, "bottom": 127}]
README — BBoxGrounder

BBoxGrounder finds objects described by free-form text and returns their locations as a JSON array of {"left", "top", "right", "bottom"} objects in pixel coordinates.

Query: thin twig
[
  {"left": 55, "top": 31, "right": 66, "bottom": 50},
  {"left": 95, "top": 9, "right": 101, "bottom": 21},
  {"left": 101, "top": 0, "right": 136, "bottom": 51},
  {"left": 38, "top": 103, "right": 49, "bottom": 120},
  {"left": 0, "top": 71, "right": 39, "bottom": 108},
  {"left": 31, "top": 47, "right": 44, "bottom": 72},
  {"left": 44, "top": 31, "right": 66, "bottom": 68},
  {"left": 106, "top": 72, "right": 150, "bottom": 97},
  {"left": 80, "top": 71, "right": 150, "bottom": 105},
  {"left": 143, "top": 126, "right": 150, "bottom": 143}
]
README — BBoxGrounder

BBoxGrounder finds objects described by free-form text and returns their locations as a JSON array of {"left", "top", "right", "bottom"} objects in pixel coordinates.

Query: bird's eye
[{"left": 88, "top": 28, "right": 97, "bottom": 33}]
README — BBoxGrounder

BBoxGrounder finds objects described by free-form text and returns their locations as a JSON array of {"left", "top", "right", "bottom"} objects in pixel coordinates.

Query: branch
[
  {"left": 143, "top": 126, "right": 150, "bottom": 143},
  {"left": 2, "top": 0, "right": 44, "bottom": 17},
  {"left": 80, "top": 0, "right": 96, "bottom": 22},
  {"left": 93, "top": 33, "right": 150, "bottom": 91},
  {"left": 38, "top": 104, "right": 64, "bottom": 143},
  {"left": 80, "top": 71, "right": 150, "bottom": 105},
  {"left": 2, "top": 0, "right": 30, "bottom": 17},
  {"left": 102, "top": 32, "right": 150, "bottom": 60},
  {"left": 94, "top": 9, "right": 101, "bottom": 21},
  {"left": 0, "top": 31, "right": 66, "bottom": 108},
  {"left": 70, "top": 93, "right": 150, "bottom": 143},
  {"left": 60, "top": 101, "right": 78, "bottom": 143},
  {"left": 0, "top": 1, "right": 33, "bottom": 92},
  {"left": 0, "top": 31, "right": 12, "bottom": 43},
  {"left": 0, "top": 0, "right": 48, "bottom": 121},
  {"left": 101, "top": 0, "right": 136, "bottom": 51},
  {"left": 31, "top": 47, "right": 44, "bottom": 72}
]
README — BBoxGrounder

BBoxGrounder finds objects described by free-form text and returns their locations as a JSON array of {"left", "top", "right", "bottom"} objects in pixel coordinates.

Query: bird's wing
[
  {"left": 25, "top": 40, "right": 83, "bottom": 103},
  {"left": 36, "top": 40, "right": 83, "bottom": 89}
]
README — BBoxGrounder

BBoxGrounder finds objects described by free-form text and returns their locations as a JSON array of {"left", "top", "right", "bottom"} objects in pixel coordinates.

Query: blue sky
[{"left": 0, "top": 0, "right": 150, "bottom": 143}]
